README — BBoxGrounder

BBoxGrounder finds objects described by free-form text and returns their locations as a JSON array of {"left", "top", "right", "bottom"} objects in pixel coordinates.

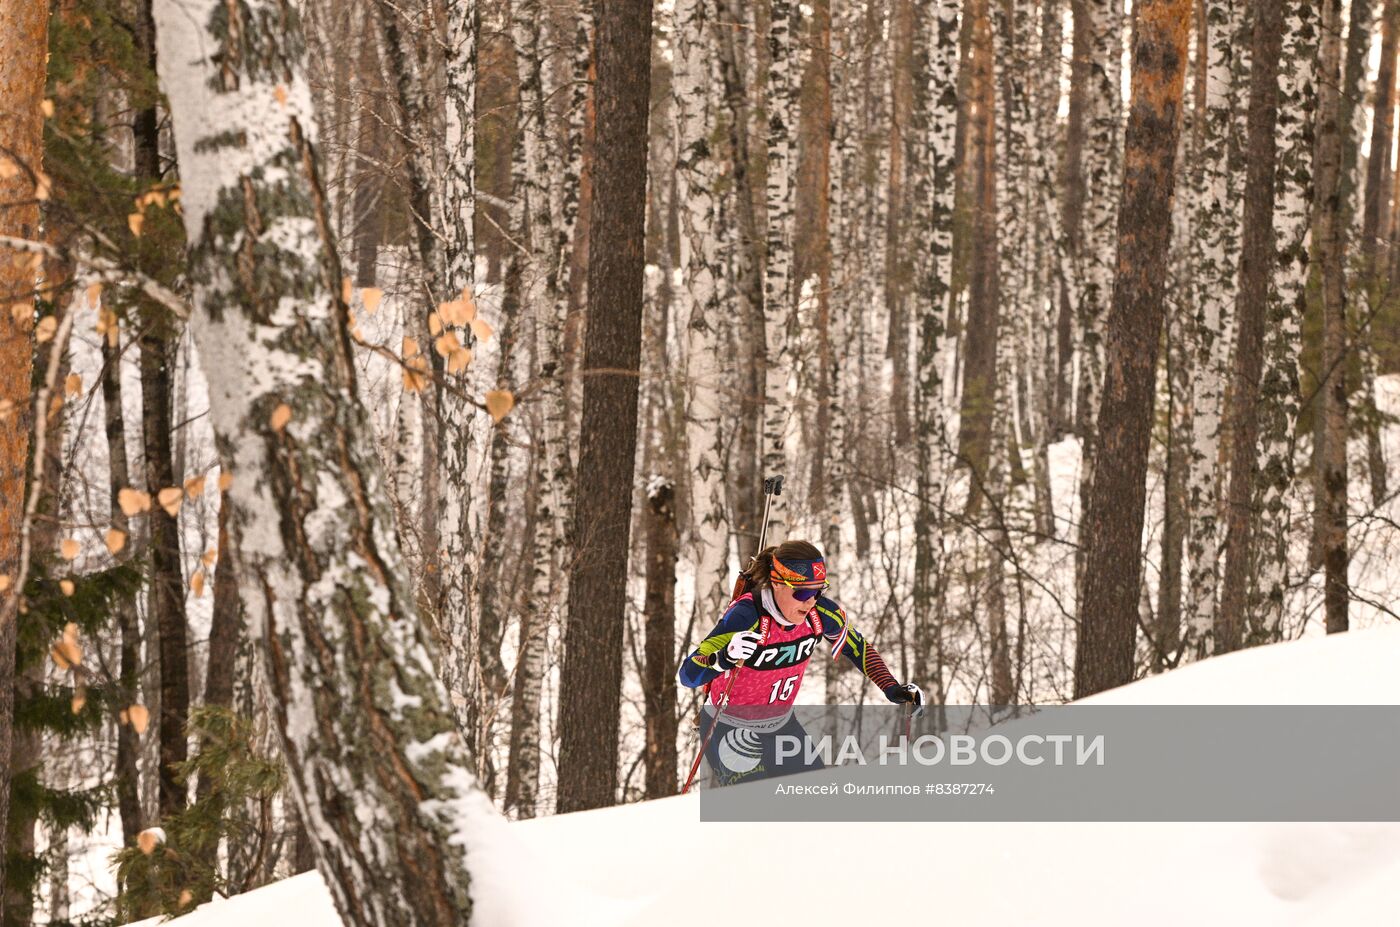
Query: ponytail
[{"left": 742, "top": 546, "right": 780, "bottom": 591}]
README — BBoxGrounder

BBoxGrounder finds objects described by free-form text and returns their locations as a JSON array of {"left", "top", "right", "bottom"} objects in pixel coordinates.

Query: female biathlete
[{"left": 678, "top": 539, "right": 923, "bottom": 786}]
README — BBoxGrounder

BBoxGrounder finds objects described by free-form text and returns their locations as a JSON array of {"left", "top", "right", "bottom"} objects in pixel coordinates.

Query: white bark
[
  {"left": 1253, "top": 0, "right": 1317, "bottom": 634},
  {"left": 155, "top": 0, "right": 486, "bottom": 923},
  {"left": 1185, "top": 0, "right": 1244, "bottom": 649}
]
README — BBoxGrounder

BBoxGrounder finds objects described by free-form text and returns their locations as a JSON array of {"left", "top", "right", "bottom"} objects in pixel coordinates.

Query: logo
[
  {"left": 717, "top": 728, "right": 764, "bottom": 773},
  {"left": 812, "top": 561, "right": 826, "bottom": 580},
  {"left": 750, "top": 635, "right": 818, "bottom": 669}
]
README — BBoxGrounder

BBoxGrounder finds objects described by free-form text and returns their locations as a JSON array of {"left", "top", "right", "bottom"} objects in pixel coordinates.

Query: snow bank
[{"left": 147, "top": 626, "right": 1400, "bottom": 926}]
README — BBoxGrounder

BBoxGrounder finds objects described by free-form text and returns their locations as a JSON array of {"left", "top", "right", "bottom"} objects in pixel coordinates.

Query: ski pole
[{"left": 681, "top": 474, "right": 783, "bottom": 794}]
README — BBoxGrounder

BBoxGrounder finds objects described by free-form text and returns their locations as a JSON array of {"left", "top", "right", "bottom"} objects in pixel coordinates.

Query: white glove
[{"left": 722, "top": 630, "right": 763, "bottom": 667}]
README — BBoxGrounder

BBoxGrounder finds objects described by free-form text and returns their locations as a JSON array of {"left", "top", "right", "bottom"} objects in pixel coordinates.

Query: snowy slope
[{"left": 143, "top": 626, "right": 1400, "bottom": 927}]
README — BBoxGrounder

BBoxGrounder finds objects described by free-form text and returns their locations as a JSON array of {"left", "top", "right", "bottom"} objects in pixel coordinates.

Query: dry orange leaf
[
  {"left": 157, "top": 487, "right": 183, "bottom": 516},
  {"left": 41, "top": 98, "right": 54, "bottom": 118},
  {"left": 34, "top": 172, "right": 51, "bottom": 200},
  {"left": 460, "top": 289, "right": 478, "bottom": 322},
  {"left": 0, "top": 156, "right": 16, "bottom": 180},
  {"left": 190, "top": 570, "right": 205, "bottom": 598},
  {"left": 59, "top": 579, "right": 74, "bottom": 596},
  {"left": 105, "top": 528, "right": 127, "bottom": 555},
  {"left": 447, "top": 347, "right": 472, "bottom": 375},
  {"left": 71, "top": 688, "right": 86, "bottom": 715},
  {"left": 402, "top": 356, "right": 429, "bottom": 393},
  {"left": 118, "top": 487, "right": 151, "bottom": 516},
  {"left": 0, "top": 575, "right": 10, "bottom": 592},
  {"left": 128, "top": 213, "right": 144, "bottom": 237},
  {"left": 362, "top": 287, "right": 383, "bottom": 314},
  {"left": 470, "top": 317, "right": 494, "bottom": 343},
  {"left": 485, "top": 390, "right": 515, "bottom": 423},
  {"left": 218, "top": 471, "right": 233, "bottom": 492},
  {"left": 434, "top": 332, "right": 461, "bottom": 358},
  {"left": 402, "top": 336, "right": 420, "bottom": 358},
  {"left": 86, "top": 281, "right": 102, "bottom": 307},
  {"left": 64, "top": 373, "right": 82, "bottom": 397},
  {"left": 35, "top": 315, "right": 57, "bottom": 343},
  {"left": 128, "top": 704, "right": 150, "bottom": 735},
  {"left": 51, "top": 640, "right": 81, "bottom": 671},
  {"left": 184, "top": 474, "right": 206, "bottom": 498},
  {"left": 274, "top": 84, "right": 289, "bottom": 107},
  {"left": 270, "top": 403, "right": 293, "bottom": 432},
  {"left": 201, "top": 547, "right": 218, "bottom": 568},
  {"left": 428, "top": 311, "right": 443, "bottom": 336},
  {"left": 60, "top": 538, "right": 79, "bottom": 560},
  {"left": 341, "top": 276, "right": 353, "bottom": 305}
]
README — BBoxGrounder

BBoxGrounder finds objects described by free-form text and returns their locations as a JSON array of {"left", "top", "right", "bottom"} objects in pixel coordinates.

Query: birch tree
[
  {"left": 1311, "top": 0, "right": 1350, "bottom": 634},
  {"left": 154, "top": 0, "right": 487, "bottom": 922},
  {"left": 1184, "top": 0, "right": 1243, "bottom": 650},
  {"left": 912, "top": 0, "right": 959, "bottom": 711},
  {"left": 1252, "top": 0, "right": 1317, "bottom": 638},
  {"left": 674, "top": 0, "right": 729, "bottom": 616},
  {"left": 762, "top": 0, "right": 799, "bottom": 536},
  {"left": 1217, "top": 0, "right": 1283, "bottom": 654}
]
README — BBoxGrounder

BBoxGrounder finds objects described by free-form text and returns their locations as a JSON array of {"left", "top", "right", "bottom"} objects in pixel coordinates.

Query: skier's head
[{"left": 744, "top": 540, "right": 827, "bottom": 622}]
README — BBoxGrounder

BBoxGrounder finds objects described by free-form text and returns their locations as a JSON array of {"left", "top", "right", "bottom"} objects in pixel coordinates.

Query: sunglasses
[{"left": 785, "top": 582, "right": 828, "bottom": 602}]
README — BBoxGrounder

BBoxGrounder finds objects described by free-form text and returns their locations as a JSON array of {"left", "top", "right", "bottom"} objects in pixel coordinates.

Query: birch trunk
[
  {"left": 675, "top": 0, "right": 729, "bottom": 616},
  {"left": 1217, "top": 0, "right": 1282, "bottom": 654},
  {"left": 1252, "top": 0, "right": 1317, "bottom": 638},
  {"left": 155, "top": 1, "right": 486, "bottom": 921},
  {"left": 1183, "top": 0, "right": 1242, "bottom": 650},
  {"left": 762, "top": 0, "right": 798, "bottom": 536}
]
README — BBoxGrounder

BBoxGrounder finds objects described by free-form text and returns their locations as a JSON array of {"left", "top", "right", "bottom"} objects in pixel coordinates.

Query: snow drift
[{"left": 141, "top": 625, "right": 1400, "bottom": 926}]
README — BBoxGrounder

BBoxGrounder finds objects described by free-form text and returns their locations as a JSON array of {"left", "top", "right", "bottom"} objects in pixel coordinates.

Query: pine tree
[{"left": 1075, "top": 0, "right": 1192, "bottom": 699}]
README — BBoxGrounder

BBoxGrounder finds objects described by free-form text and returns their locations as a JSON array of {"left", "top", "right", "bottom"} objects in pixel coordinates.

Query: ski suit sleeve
[
  {"left": 813, "top": 595, "right": 899, "bottom": 694},
  {"left": 678, "top": 595, "right": 763, "bottom": 688}
]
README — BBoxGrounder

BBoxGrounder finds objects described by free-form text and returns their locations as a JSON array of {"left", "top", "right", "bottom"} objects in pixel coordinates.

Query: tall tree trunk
[
  {"left": 913, "top": 0, "right": 959, "bottom": 719},
  {"left": 1074, "top": 0, "right": 1191, "bottom": 699},
  {"left": 761, "top": 0, "right": 798, "bottom": 535},
  {"left": 1217, "top": 0, "right": 1283, "bottom": 654},
  {"left": 555, "top": 0, "right": 654, "bottom": 813},
  {"left": 1312, "top": 0, "right": 1351, "bottom": 635},
  {"left": 135, "top": 0, "right": 191, "bottom": 819},
  {"left": 641, "top": 479, "right": 678, "bottom": 797},
  {"left": 1184, "top": 0, "right": 1244, "bottom": 652},
  {"left": 716, "top": 0, "right": 764, "bottom": 552},
  {"left": 1252, "top": 0, "right": 1318, "bottom": 639},
  {"left": 156, "top": 0, "right": 486, "bottom": 921},
  {"left": 101, "top": 332, "right": 143, "bottom": 847},
  {"left": 959, "top": 0, "right": 999, "bottom": 505},
  {"left": 0, "top": 5, "right": 47, "bottom": 917},
  {"left": 1361, "top": 1, "right": 1399, "bottom": 505}
]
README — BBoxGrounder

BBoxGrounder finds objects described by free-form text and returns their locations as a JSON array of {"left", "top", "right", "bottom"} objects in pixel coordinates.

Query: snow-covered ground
[{"left": 141, "top": 624, "right": 1400, "bottom": 927}]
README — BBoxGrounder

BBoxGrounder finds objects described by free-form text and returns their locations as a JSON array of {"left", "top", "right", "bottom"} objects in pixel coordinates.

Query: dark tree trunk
[
  {"left": 136, "top": 0, "right": 190, "bottom": 818},
  {"left": 1217, "top": 0, "right": 1283, "bottom": 654},
  {"left": 100, "top": 335, "right": 143, "bottom": 846},
  {"left": 1074, "top": 0, "right": 1191, "bottom": 699},
  {"left": 959, "top": 0, "right": 999, "bottom": 512},
  {"left": 556, "top": 0, "right": 654, "bottom": 813},
  {"left": 641, "top": 480, "right": 678, "bottom": 798}
]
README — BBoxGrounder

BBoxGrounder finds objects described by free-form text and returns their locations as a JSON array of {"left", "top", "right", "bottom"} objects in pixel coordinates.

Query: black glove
[{"left": 884, "top": 682, "right": 926, "bottom": 718}]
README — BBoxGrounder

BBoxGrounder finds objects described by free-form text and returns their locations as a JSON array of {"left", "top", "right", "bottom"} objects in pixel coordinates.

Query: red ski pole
[{"left": 680, "top": 475, "right": 782, "bottom": 794}]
